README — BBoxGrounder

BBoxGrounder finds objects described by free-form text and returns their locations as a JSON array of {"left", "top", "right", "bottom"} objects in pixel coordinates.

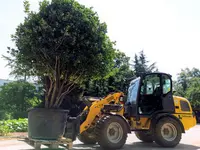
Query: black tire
[
  {"left": 135, "top": 131, "right": 153, "bottom": 143},
  {"left": 153, "top": 117, "right": 182, "bottom": 147},
  {"left": 77, "top": 131, "right": 97, "bottom": 144},
  {"left": 95, "top": 115, "right": 128, "bottom": 150}
]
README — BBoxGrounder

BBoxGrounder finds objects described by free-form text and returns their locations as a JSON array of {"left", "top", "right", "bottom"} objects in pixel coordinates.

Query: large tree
[
  {"left": 186, "top": 77, "right": 200, "bottom": 108},
  {"left": 175, "top": 68, "right": 200, "bottom": 96},
  {"left": 174, "top": 68, "right": 200, "bottom": 107},
  {"left": 83, "top": 50, "right": 134, "bottom": 97},
  {"left": 131, "top": 50, "right": 157, "bottom": 77},
  {"left": 4, "top": 0, "right": 116, "bottom": 108},
  {"left": 0, "top": 81, "right": 41, "bottom": 116},
  {"left": 174, "top": 67, "right": 200, "bottom": 107}
]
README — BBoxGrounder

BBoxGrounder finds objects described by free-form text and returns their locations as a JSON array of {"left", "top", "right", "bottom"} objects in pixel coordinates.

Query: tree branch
[
  {"left": 39, "top": 48, "right": 54, "bottom": 71},
  {"left": 49, "top": 56, "right": 60, "bottom": 108},
  {"left": 57, "top": 84, "right": 78, "bottom": 108},
  {"left": 47, "top": 77, "right": 53, "bottom": 100},
  {"left": 55, "top": 56, "right": 61, "bottom": 89},
  {"left": 44, "top": 76, "right": 53, "bottom": 108},
  {"left": 55, "top": 71, "right": 68, "bottom": 99},
  {"left": 54, "top": 35, "right": 66, "bottom": 52},
  {"left": 57, "top": 85, "right": 78, "bottom": 108},
  {"left": 54, "top": 72, "right": 84, "bottom": 108},
  {"left": 53, "top": 82, "right": 75, "bottom": 108}
]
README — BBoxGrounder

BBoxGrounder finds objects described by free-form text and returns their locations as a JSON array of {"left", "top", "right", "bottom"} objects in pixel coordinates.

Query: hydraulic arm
[{"left": 80, "top": 92, "right": 124, "bottom": 133}]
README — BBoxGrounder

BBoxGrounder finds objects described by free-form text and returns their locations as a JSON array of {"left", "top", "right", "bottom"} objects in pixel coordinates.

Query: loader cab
[{"left": 125, "top": 72, "right": 175, "bottom": 118}]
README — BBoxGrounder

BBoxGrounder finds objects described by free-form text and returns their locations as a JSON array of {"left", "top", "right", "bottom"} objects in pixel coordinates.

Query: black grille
[{"left": 180, "top": 100, "right": 190, "bottom": 111}]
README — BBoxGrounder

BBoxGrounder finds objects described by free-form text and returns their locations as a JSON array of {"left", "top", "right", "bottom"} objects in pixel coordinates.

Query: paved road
[{"left": 1, "top": 125, "right": 200, "bottom": 150}]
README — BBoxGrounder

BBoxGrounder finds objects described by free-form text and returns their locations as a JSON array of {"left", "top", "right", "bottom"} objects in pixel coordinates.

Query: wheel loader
[{"left": 64, "top": 72, "right": 197, "bottom": 149}]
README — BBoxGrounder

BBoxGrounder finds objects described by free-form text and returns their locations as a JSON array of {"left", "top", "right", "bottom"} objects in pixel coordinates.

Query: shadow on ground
[
  {"left": 19, "top": 142, "right": 200, "bottom": 150},
  {"left": 71, "top": 142, "right": 200, "bottom": 150}
]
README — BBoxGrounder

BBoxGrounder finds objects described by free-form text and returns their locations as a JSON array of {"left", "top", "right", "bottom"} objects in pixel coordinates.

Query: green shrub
[
  {"left": 0, "top": 111, "right": 28, "bottom": 120},
  {"left": 0, "top": 111, "right": 13, "bottom": 120},
  {"left": 12, "top": 112, "right": 28, "bottom": 119},
  {"left": 0, "top": 125, "right": 11, "bottom": 136},
  {"left": 0, "top": 118, "right": 28, "bottom": 133}
]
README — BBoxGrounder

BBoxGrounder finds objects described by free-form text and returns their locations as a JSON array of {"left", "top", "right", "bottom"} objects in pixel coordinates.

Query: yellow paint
[
  {"left": 130, "top": 117, "right": 151, "bottom": 130},
  {"left": 115, "top": 107, "right": 124, "bottom": 116},
  {"left": 173, "top": 96, "right": 197, "bottom": 130},
  {"left": 173, "top": 96, "right": 193, "bottom": 114},
  {"left": 80, "top": 92, "right": 196, "bottom": 134},
  {"left": 80, "top": 92, "right": 124, "bottom": 133},
  {"left": 128, "top": 96, "right": 196, "bottom": 131}
]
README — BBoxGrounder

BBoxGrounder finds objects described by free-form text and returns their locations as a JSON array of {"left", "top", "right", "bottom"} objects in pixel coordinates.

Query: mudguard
[
  {"left": 106, "top": 113, "right": 131, "bottom": 133},
  {"left": 150, "top": 113, "right": 185, "bottom": 133}
]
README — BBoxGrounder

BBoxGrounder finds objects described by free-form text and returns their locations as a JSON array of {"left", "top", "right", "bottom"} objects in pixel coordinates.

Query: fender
[
  {"left": 106, "top": 113, "right": 131, "bottom": 133},
  {"left": 150, "top": 113, "right": 185, "bottom": 133}
]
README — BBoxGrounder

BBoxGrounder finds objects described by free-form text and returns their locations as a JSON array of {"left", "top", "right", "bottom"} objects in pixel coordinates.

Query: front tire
[
  {"left": 154, "top": 117, "right": 182, "bottom": 147},
  {"left": 77, "top": 131, "right": 97, "bottom": 144},
  {"left": 135, "top": 131, "right": 153, "bottom": 143},
  {"left": 95, "top": 115, "right": 128, "bottom": 149}
]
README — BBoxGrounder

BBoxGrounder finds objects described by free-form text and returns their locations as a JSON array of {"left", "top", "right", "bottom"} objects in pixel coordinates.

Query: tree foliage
[
  {"left": 174, "top": 68, "right": 200, "bottom": 107},
  {"left": 131, "top": 50, "right": 157, "bottom": 77},
  {"left": 4, "top": 0, "right": 116, "bottom": 108},
  {"left": 83, "top": 50, "right": 134, "bottom": 97},
  {"left": 0, "top": 81, "right": 42, "bottom": 113}
]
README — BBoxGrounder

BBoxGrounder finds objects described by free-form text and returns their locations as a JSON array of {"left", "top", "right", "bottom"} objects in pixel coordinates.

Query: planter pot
[{"left": 28, "top": 108, "right": 69, "bottom": 140}]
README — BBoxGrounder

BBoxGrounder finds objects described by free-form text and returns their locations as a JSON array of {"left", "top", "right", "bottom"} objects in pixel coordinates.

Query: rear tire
[
  {"left": 154, "top": 117, "right": 182, "bottom": 147},
  {"left": 135, "top": 131, "right": 153, "bottom": 143},
  {"left": 77, "top": 131, "right": 97, "bottom": 144},
  {"left": 95, "top": 115, "right": 128, "bottom": 149}
]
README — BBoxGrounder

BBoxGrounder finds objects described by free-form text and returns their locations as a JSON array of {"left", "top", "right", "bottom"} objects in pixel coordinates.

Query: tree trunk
[{"left": 43, "top": 62, "right": 83, "bottom": 108}]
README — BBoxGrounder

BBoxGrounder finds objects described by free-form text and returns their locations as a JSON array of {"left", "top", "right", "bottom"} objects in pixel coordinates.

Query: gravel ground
[{"left": 0, "top": 125, "right": 200, "bottom": 150}]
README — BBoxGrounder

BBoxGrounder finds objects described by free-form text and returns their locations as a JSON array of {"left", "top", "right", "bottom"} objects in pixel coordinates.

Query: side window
[
  {"left": 127, "top": 78, "right": 140, "bottom": 104},
  {"left": 146, "top": 81, "right": 153, "bottom": 94},
  {"left": 141, "top": 74, "right": 160, "bottom": 95},
  {"left": 162, "top": 75, "right": 171, "bottom": 94}
]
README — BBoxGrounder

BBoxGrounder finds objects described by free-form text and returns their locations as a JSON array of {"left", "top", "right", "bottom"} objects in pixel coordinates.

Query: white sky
[{"left": 1, "top": 0, "right": 200, "bottom": 80}]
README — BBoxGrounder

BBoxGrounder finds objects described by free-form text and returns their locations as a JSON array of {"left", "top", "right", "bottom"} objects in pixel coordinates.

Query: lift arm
[{"left": 80, "top": 92, "right": 124, "bottom": 133}]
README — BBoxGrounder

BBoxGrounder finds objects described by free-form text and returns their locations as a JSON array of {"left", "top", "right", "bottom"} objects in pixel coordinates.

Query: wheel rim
[
  {"left": 161, "top": 123, "right": 177, "bottom": 141},
  {"left": 107, "top": 122, "right": 123, "bottom": 143}
]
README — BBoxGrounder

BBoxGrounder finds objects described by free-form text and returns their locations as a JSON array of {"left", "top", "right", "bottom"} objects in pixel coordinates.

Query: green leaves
[
  {"left": 23, "top": 0, "right": 30, "bottom": 14},
  {"left": 174, "top": 68, "right": 200, "bottom": 107},
  {"left": 0, "top": 81, "right": 42, "bottom": 113},
  {"left": 4, "top": 0, "right": 116, "bottom": 108},
  {"left": 0, "top": 125, "right": 11, "bottom": 136},
  {"left": 0, "top": 118, "right": 28, "bottom": 135},
  {"left": 185, "top": 77, "right": 200, "bottom": 107},
  {"left": 83, "top": 51, "right": 133, "bottom": 97},
  {"left": 131, "top": 50, "right": 158, "bottom": 77}
]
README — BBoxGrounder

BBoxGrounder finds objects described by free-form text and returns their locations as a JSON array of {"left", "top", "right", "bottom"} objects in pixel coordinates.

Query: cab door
[
  {"left": 161, "top": 74, "right": 175, "bottom": 112},
  {"left": 124, "top": 77, "right": 141, "bottom": 119},
  {"left": 138, "top": 73, "right": 162, "bottom": 115}
]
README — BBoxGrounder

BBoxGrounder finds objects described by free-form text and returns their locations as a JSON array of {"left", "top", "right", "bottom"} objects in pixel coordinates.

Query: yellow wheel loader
[{"left": 65, "top": 72, "right": 197, "bottom": 149}]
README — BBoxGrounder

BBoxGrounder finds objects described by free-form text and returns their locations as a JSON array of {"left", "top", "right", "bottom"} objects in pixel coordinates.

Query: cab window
[
  {"left": 140, "top": 74, "right": 160, "bottom": 95},
  {"left": 127, "top": 78, "right": 140, "bottom": 104},
  {"left": 162, "top": 75, "right": 171, "bottom": 94}
]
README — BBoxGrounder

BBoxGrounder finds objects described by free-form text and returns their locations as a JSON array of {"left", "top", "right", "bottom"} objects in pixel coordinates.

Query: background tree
[
  {"left": 131, "top": 50, "right": 157, "bottom": 77},
  {"left": 185, "top": 77, "right": 200, "bottom": 108},
  {"left": 4, "top": 0, "right": 116, "bottom": 108},
  {"left": 0, "top": 81, "right": 42, "bottom": 119},
  {"left": 174, "top": 67, "right": 200, "bottom": 107},
  {"left": 83, "top": 50, "right": 134, "bottom": 97},
  {"left": 83, "top": 50, "right": 159, "bottom": 97}
]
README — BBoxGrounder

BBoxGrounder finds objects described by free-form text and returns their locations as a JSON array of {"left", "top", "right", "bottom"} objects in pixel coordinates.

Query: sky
[{"left": 0, "top": 0, "right": 200, "bottom": 80}]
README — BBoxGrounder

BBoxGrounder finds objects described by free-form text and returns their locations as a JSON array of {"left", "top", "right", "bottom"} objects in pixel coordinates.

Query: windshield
[{"left": 126, "top": 77, "right": 140, "bottom": 104}]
